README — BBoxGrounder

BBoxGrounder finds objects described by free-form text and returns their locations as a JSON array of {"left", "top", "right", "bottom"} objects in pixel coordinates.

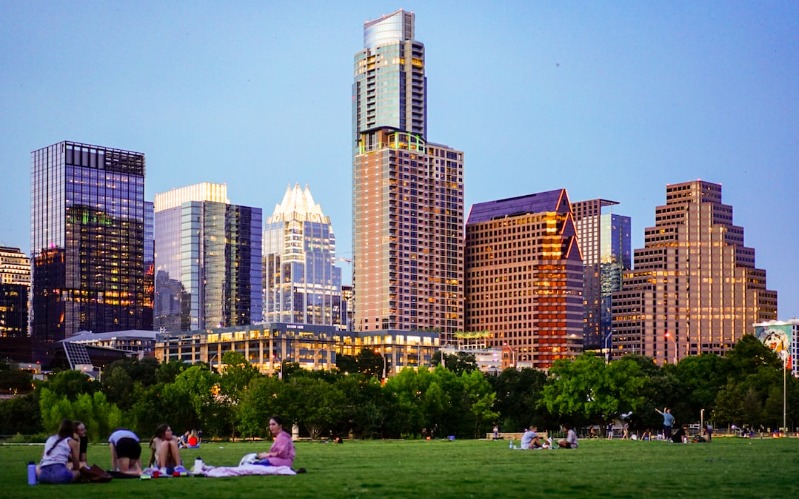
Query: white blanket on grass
[{"left": 205, "top": 464, "right": 296, "bottom": 478}]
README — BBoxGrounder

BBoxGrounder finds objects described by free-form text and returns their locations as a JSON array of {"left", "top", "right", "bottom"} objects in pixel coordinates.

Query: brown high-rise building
[
  {"left": 352, "top": 10, "right": 464, "bottom": 340},
  {"left": 612, "top": 180, "right": 778, "bottom": 364},
  {"left": 465, "top": 190, "right": 584, "bottom": 370}
]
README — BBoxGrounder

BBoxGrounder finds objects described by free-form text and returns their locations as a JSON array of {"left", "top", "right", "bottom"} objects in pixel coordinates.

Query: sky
[{"left": 1, "top": 0, "right": 797, "bottom": 318}]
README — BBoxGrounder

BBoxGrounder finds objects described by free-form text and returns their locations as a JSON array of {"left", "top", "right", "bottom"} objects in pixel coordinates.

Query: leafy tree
[
  {"left": 38, "top": 369, "right": 97, "bottom": 399},
  {"left": 541, "top": 353, "right": 645, "bottom": 427},
  {"left": 335, "top": 354, "right": 358, "bottom": 375},
  {"left": 355, "top": 349, "right": 385, "bottom": 378},
  {"left": 282, "top": 376, "right": 345, "bottom": 439},
  {"left": 431, "top": 351, "right": 479, "bottom": 375},
  {"left": 460, "top": 369, "right": 499, "bottom": 438},
  {"left": 102, "top": 365, "right": 135, "bottom": 410},
  {"left": 0, "top": 393, "right": 41, "bottom": 435},
  {"left": 0, "top": 361, "right": 34, "bottom": 394},
  {"left": 333, "top": 373, "right": 386, "bottom": 438},
  {"left": 238, "top": 375, "right": 285, "bottom": 438},
  {"left": 155, "top": 360, "right": 189, "bottom": 385},
  {"left": 489, "top": 367, "right": 551, "bottom": 432}
]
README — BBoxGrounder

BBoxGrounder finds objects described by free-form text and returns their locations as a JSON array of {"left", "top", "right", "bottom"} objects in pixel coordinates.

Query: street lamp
[
  {"left": 779, "top": 350, "right": 788, "bottom": 432},
  {"left": 665, "top": 332, "right": 677, "bottom": 365},
  {"left": 604, "top": 331, "right": 613, "bottom": 364}
]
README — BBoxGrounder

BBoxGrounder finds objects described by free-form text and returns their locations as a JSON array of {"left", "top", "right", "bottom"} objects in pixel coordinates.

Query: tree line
[{"left": 1, "top": 336, "right": 796, "bottom": 441}]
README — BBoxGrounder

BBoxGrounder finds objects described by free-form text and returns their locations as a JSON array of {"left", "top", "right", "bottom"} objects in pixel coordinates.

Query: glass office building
[
  {"left": 263, "top": 184, "right": 342, "bottom": 325},
  {"left": 353, "top": 10, "right": 464, "bottom": 341},
  {"left": 572, "top": 199, "right": 631, "bottom": 351},
  {"left": 30, "top": 141, "right": 150, "bottom": 362},
  {"left": 154, "top": 183, "right": 262, "bottom": 332},
  {"left": 0, "top": 246, "right": 31, "bottom": 339}
]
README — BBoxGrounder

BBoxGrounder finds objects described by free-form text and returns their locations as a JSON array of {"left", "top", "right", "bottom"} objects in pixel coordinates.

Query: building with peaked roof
[
  {"left": 612, "top": 180, "right": 778, "bottom": 364},
  {"left": 263, "top": 184, "right": 342, "bottom": 326},
  {"left": 465, "top": 189, "right": 584, "bottom": 370},
  {"left": 154, "top": 183, "right": 262, "bottom": 332},
  {"left": 352, "top": 9, "right": 464, "bottom": 342},
  {"left": 31, "top": 141, "right": 151, "bottom": 364},
  {"left": 571, "top": 199, "right": 631, "bottom": 352}
]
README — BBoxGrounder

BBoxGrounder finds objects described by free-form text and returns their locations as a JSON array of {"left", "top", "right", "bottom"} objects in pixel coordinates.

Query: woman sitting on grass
[
  {"left": 558, "top": 424, "right": 579, "bottom": 449},
  {"left": 254, "top": 415, "right": 295, "bottom": 468},
  {"left": 148, "top": 424, "right": 183, "bottom": 474},
  {"left": 38, "top": 419, "right": 82, "bottom": 484}
]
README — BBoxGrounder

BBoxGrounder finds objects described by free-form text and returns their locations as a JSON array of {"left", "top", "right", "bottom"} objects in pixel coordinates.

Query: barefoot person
[
  {"left": 148, "top": 424, "right": 182, "bottom": 474},
  {"left": 109, "top": 428, "right": 143, "bottom": 475}
]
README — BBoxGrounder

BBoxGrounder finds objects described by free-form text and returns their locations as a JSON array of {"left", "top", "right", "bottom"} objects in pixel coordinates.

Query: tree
[
  {"left": 541, "top": 353, "right": 645, "bottom": 427},
  {"left": 355, "top": 349, "right": 385, "bottom": 378},
  {"left": 238, "top": 375, "right": 285, "bottom": 438},
  {"left": 431, "top": 351, "right": 479, "bottom": 374},
  {"left": 489, "top": 367, "right": 552, "bottom": 432},
  {"left": 282, "top": 377, "right": 344, "bottom": 439},
  {"left": 38, "top": 369, "right": 97, "bottom": 400}
]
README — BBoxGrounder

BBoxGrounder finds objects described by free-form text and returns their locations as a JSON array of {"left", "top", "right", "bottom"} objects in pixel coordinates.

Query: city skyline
[{"left": 1, "top": 1, "right": 797, "bottom": 318}]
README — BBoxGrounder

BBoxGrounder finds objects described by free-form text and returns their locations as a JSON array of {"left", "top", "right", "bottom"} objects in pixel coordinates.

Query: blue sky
[{"left": 1, "top": 0, "right": 797, "bottom": 318}]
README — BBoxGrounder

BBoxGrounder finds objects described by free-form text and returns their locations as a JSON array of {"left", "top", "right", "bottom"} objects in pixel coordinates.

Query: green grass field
[{"left": 2, "top": 438, "right": 798, "bottom": 498}]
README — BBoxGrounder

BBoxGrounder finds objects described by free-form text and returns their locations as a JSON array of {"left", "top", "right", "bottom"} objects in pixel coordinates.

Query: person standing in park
[{"left": 655, "top": 407, "right": 675, "bottom": 440}]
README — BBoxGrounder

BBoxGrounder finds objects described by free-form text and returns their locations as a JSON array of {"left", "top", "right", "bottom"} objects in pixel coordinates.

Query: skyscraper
[
  {"left": 352, "top": 9, "right": 464, "bottom": 340},
  {"left": 263, "top": 184, "right": 342, "bottom": 325},
  {"left": 0, "top": 246, "right": 30, "bottom": 338},
  {"left": 612, "top": 180, "right": 778, "bottom": 364},
  {"left": 465, "top": 190, "right": 584, "bottom": 370},
  {"left": 30, "top": 141, "right": 151, "bottom": 362},
  {"left": 154, "top": 182, "right": 262, "bottom": 331},
  {"left": 572, "top": 199, "right": 631, "bottom": 351}
]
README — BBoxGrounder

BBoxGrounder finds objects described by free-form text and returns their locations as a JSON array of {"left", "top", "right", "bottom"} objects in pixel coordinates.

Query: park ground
[{"left": 2, "top": 437, "right": 798, "bottom": 498}]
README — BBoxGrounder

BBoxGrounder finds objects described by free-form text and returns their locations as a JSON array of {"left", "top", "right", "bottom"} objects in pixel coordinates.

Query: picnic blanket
[{"left": 204, "top": 464, "right": 296, "bottom": 478}]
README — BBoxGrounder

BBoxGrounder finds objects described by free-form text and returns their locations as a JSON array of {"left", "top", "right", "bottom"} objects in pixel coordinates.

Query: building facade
[
  {"left": 612, "top": 180, "right": 778, "bottom": 364},
  {"left": 352, "top": 10, "right": 464, "bottom": 341},
  {"left": 154, "top": 322, "right": 440, "bottom": 376},
  {"left": 154, "top": 183, "right": 262, "bottom": 332},
  {"left": 0, "top": 246, "right": 30, "bottom": 338},
  {"left": 465, "top": 190, "right": 584, "bottom": 370},
  {"left": 572, "top": 199, "right": 631, "bottom": 351},
  {"left": 30, "top": 141, "right": 151, "bottom": 362},
  {"left": 263, "top": 184, "right": 342, "bottom": 326}
]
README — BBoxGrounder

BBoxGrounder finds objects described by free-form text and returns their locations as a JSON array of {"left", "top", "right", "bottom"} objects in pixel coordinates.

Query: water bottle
[
  {"left": 508, "top": 439, "right": 514, "bottom": 449},
  {"left": 27, "top": 461, "right": 37, "bottom": 485}
]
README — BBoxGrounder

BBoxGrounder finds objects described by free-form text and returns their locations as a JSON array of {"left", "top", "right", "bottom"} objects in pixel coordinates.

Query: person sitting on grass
[
  {"left": 148, "top": 424, "right": 183, "bottom": 474},
  {"left": 520, "top": 426, "right": 542, "bottom": 449},
  {"left": 254, "top": 415, "right": 296, "bottom": 468},
  {"left": 558, "top": 424, "right": 579, "bottom": 449},
  {"left": 671, "top": 425, "right": 688, "bottom": 444},
  {"left": 38, "top": 419, "right": 82, "bottom": 484},
  {"left": 72, "top": 420, "right": 88, "bottom": 469},
  {"left": 109, "top": 428, "right": 143, "bottom": 475}
]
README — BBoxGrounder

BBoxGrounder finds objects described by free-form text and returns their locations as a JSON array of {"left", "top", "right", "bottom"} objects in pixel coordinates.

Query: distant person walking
[{"left": 655, "top": 407, "right": 675, "bottom": 440}]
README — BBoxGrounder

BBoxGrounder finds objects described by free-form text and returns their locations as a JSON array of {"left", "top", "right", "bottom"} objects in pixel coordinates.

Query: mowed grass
[{"left": 2, "top": 437, "right": 798, "bottom": 498}]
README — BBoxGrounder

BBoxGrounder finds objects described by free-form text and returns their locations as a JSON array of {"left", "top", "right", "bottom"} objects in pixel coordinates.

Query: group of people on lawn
[
  {"left": 36, "top": 415, "right": 295, "bottom": 485},
  {"left": 515, "top": 424, "right": 579, "bottom": 450}
]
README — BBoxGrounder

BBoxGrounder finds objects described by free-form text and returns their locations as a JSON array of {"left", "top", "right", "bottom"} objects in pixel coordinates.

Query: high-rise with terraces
[{"left": 352, "top": 9, "right": 464, "bottom": 341}]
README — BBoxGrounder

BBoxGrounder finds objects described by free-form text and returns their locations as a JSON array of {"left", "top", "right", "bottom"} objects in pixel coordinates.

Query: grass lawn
[{"left": 2, "top": 437, "right": 798, "bottom": 498}]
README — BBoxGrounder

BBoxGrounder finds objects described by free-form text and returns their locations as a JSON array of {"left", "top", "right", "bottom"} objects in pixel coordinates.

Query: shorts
[
  {"left": 38, "top": 463, "right": 75, "bottom": 484},
  {"left": 115, "top": 438, "right": 142, "bottom": 460}
]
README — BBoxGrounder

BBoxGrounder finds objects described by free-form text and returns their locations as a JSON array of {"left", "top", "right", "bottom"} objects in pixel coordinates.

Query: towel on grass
[{"left": 204, "top": 464, "right": 296, "bottom": 478}]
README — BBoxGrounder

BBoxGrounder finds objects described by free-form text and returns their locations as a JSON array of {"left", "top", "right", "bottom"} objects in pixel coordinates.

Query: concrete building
[
  {"left": 465, "top": 189, "right": 584, "bottom": 370},
  {"left": 572, "top": 199, "right": 631, "bottom": 352},
  {"left": 612, "top": 180, "right": 778, "bottom": 364},
  {"left": 263, "top": 184, "right": 342, "bottom": 326},
  {"left": 30, "top": 141, "right": 151, "bottom": 363},
  {"left": 352, "top": 9, "right": 464, "bottom": 342},
  {"left": 154, "top": 183, "right": 262, "bottom": 332}
]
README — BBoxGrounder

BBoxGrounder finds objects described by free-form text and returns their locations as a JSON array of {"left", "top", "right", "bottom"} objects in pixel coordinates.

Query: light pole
[
  {"left": 604, "top": 331, "right": 613, "bottom": 364},
  {"left": 780, "top": 350, "right": 788, "bottom": 432},
  {"left": 665, "top": 332, "right": 677, "bottom": 365}
]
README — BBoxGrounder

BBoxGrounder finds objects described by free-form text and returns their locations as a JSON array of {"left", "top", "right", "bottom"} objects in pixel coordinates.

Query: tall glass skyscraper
[
  {"left": 572, "top": 199, "right": 631, "bottom": 351},
  {"left": 30, "top": 141, "right": 151, "bottom": 362},
  {"left": 153, "top": 183, "right": 262, "bottom": 331},
  {"left": 353, "top": 10, "right": 464, "bottom": 341},
  {"left": 263, "top": 184, "right": 342, "bottom": 325}
]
